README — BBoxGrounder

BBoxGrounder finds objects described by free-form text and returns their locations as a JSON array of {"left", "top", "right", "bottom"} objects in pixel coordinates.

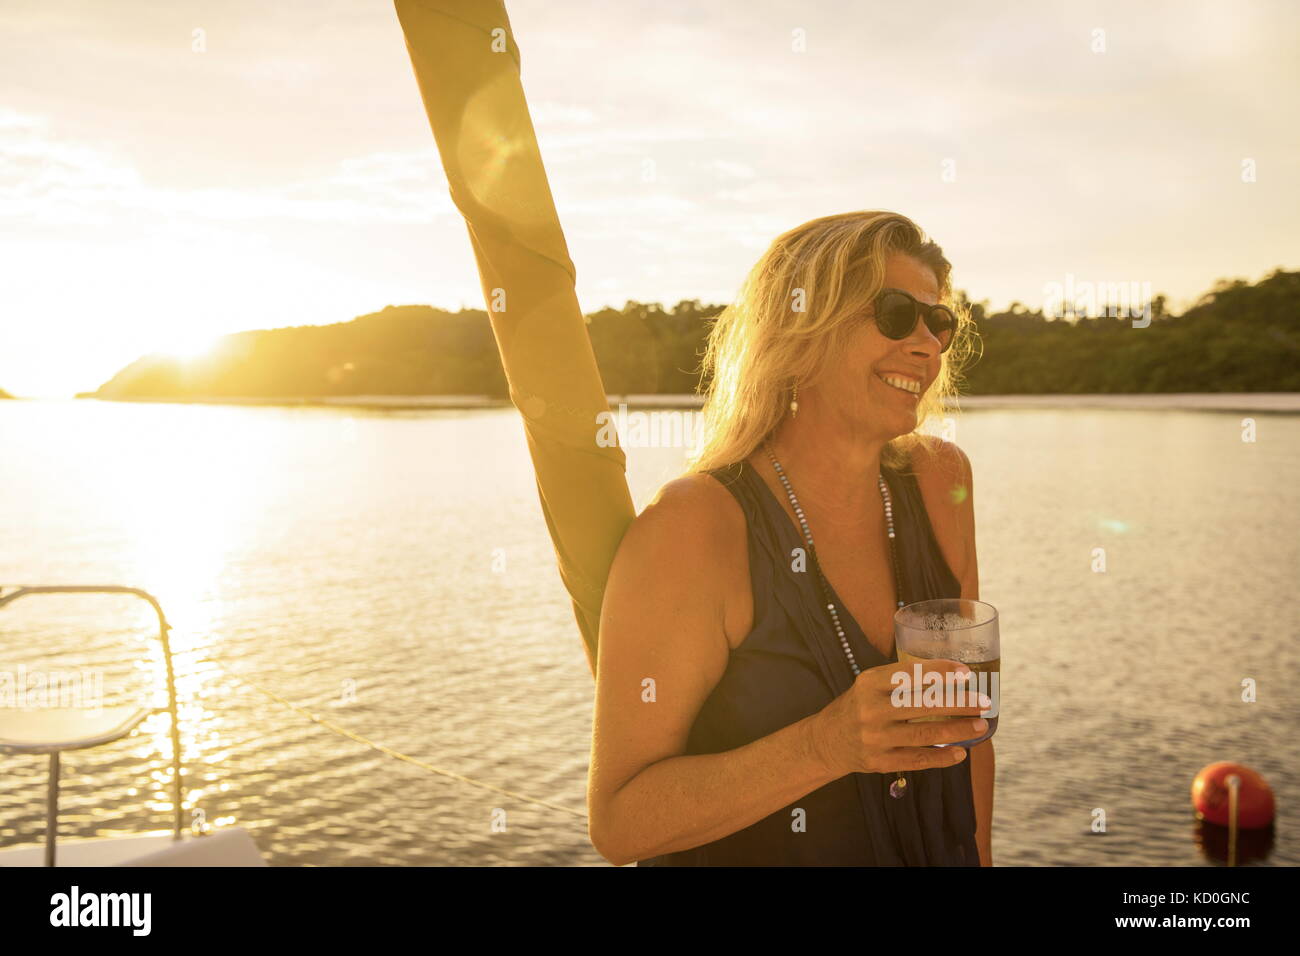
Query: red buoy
[{"left": 1192, "top": 762, "right": 1275, "bottom": 829}]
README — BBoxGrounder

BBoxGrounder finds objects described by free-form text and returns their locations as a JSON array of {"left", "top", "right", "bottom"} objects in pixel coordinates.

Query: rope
[{"left": 196, "top": 656, "right": 588, "bottom": 820}]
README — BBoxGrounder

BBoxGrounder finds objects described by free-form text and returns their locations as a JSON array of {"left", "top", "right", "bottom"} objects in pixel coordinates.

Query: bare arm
[
  {"left": 969, "top": 741, "right": 994, "bottom": 866},
  {"left": 592, "top": 715, "right": 841, "bottom": 865},
  {"left": 918, "top": 436, "right": 995, "bottom": 866},
  {"left": 586, "top": 476, "right": 840, "bottom": 865},
  {"left": 956, "top": 446, "right": 994, "bottom": 866}
]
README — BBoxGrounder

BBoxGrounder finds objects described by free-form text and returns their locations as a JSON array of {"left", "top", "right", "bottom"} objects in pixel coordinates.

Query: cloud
[{"left": 0, "top": 112, "right": 455, "bottom": 225}]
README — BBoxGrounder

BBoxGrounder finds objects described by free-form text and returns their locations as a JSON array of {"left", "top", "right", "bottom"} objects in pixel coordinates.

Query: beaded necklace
[{"left": 764, "top": 442, "right": 910, "bottom": 799}]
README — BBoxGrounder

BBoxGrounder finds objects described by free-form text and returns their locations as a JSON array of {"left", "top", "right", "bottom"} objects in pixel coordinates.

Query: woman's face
[{"left": 813, "top": 253, "right": 945, "bottom": 440}]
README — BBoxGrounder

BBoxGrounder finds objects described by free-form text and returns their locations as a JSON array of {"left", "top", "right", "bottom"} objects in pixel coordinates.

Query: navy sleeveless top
[{"left": 637, "top": 456, "right": 979, "bottom": 866}]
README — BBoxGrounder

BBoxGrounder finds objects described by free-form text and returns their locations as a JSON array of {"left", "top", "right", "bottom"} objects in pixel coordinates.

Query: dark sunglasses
[{"left": 868, "top": 288, "right": 956, "bottom": 353}]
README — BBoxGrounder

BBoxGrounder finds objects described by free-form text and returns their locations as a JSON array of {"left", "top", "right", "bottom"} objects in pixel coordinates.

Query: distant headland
[{"left": 77, "top": 269, "right": 1299, "bottom": 403}]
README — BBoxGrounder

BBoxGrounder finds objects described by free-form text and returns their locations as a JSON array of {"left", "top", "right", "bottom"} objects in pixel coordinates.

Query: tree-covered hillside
[{"left": 85, "top": 269, "right": 1300, "bottom": 399}]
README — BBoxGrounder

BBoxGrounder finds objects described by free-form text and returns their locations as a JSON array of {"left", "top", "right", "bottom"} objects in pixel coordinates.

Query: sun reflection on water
[{"left": 83, "top": 404, "right": 268, "bottom": 829}]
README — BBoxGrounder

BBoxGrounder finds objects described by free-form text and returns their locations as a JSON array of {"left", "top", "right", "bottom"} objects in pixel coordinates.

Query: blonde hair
[{"left": 681, "top": 210, "right": 978, "bottom": 477}]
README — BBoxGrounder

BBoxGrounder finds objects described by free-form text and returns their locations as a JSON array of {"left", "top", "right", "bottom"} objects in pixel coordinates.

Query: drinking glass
[{"left": 894, "top": 598, "right": 999, "bottom": 748}]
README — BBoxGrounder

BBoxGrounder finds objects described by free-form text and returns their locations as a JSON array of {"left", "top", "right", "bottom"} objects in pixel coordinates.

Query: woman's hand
[{"left": 808, "top": 659, "right": 989, "bottom": 777}]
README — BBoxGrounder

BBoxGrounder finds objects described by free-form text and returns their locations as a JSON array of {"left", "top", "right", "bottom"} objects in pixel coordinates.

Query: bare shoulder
[
  {"left": 911, "top": 433, "right": 973, "bottom": 492},
  {"left": 606, "top": 470, "right": 750, "bottom": 647},
  {"left": 908, "top": 435, "right": 975, "bottom": 585},
  {"left": 625, "top": 471, "right": 746, "bottom": 554}
]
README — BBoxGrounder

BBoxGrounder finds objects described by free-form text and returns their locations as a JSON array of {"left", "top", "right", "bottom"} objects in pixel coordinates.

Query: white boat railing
[
  {"left": 0, "top": 585, "right": 184, "bottom": 866},
  {"left": 0, "top": 582, "right": 587, "bottom": 867}
]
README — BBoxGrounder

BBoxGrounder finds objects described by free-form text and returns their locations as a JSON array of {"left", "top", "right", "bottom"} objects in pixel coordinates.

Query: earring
[{"left": 789, "top": 382, "right": 799, "bottom": 418}]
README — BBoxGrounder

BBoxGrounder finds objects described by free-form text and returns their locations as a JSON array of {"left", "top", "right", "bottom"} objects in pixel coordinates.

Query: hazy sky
[{"left": 2, "top": 0, "right": 1297, "bottom": 397}]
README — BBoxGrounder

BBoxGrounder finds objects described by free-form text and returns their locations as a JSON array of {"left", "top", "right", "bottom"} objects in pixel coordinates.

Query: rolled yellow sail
[{"left": 395, "top": 0, "right": 635, "bottom": 674}]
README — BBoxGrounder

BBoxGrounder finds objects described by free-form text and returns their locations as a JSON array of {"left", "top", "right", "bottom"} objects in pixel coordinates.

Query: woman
[{"left": 587, "top": 210, "right": 994, "bottom": 866}]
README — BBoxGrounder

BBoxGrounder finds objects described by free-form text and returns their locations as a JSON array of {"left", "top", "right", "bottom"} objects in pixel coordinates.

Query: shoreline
[{"left": 7, "top": 392, "right": 1299, "bottom": 413}]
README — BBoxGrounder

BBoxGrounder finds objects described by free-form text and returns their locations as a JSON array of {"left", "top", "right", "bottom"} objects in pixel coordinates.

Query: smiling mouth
[{"left": 876, "top": 372, "right": 922, "bottom": 396}]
